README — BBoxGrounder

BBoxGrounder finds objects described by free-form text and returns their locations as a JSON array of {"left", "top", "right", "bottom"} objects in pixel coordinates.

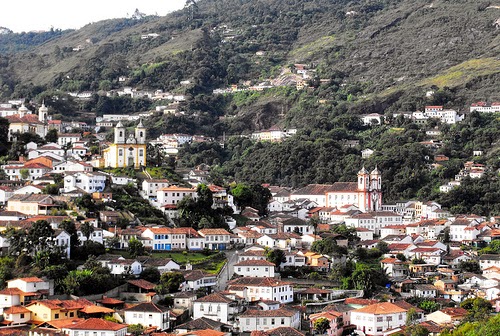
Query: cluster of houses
[
  {"left": 439, "top": 161, "right": 486, "bottom": 193},
  {"left": 362, "top": 105, "right": 465, "bottom": 126},
  {"left": 250, "top": 127, "right": 297, "bottom": 143}
]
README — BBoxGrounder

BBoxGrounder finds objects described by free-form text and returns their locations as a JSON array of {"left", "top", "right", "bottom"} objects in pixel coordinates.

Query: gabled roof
[
  {"left": 123, "top": 302, "right": 168, "bottom": 313},
  {"left": 198, "top": 228, "right": 231, "bottom": 236},
  {"left": 176, "top": 317, "right": 228, "bottom": 331},
  {"left": 228, "top": 277, "right": 290, "bottom": 288},
  {"left": 234, "top": 259, "right": 275, "bottom": 267},
  {"left": 265, "top": 327, "right": 305, "bottom": 336},
  {"left": 353, "top": 302, "right": 407, "bottom": 315},
  {"left": 438, "top": 307, "right": 468, "bottom": 317},
  {"left": 292, "top": 184, "right": 338, "bottom": 195},
  {"left": 64, "top": 318, "right": 126, "bottom": 331},
  {"left": 127, "top": 279, "right": 156, "bottom": 291},
  {"left": 3, "top": 306, "right": 30, "bottom": 314},
  {"left": 240, "top": 307, "right": 297, "bottom": 317},
  {"left": 194, "top": 292, "right": 234, "bottom": 304}
]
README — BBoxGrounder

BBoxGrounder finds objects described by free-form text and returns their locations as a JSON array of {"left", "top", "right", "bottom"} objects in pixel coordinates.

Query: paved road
[{"left": 217, "top": 249, "right": 240, "bottom": 290}]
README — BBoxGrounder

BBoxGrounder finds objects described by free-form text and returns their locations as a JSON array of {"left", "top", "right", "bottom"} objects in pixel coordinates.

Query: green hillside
[{"left": 1, "top": 0, "right": 499, "bottom": 98}]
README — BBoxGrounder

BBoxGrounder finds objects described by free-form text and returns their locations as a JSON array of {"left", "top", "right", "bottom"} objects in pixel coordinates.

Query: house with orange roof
[
  {"left": 301, "top": 252, "right": 330, "bottom": 271},
  {"left": 0, "top": 288, "right": 42, "bottom": 314},
  {"left": 198, "top": 228, "right": 231, "bottom": 250},
  {"left": 141, "top": 227, "right": 194, "bottom": 251},
  {"left": 157, "top": 186, "right": 197, "bottom": 208},
  {"left": 7, "top": 277, "right": 52, "bottom": 296},
  {"left": 387, "top": 243, "right": 417, "bottom": 258},
  {"left": 350, "top": 302, "right": 408, "bottom": 335},
  {"left": 2, "top": 305, "right": 31, "bottom": 325},
  {"left": 26, "top": 299, "right": 91, "bottom": 322},
  {"left": 62, "top": 318, "right": 128, "bottom": 336},
  {"left": 2, "top": 161, "right": 52, "bottom": 181}
]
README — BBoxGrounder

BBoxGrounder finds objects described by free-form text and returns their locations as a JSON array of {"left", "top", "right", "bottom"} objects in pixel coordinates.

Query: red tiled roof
[
  {"left": 234, "top": 259, "right": 275, "bottom": 267},
  {"left": 440, "top": 307, "right": 468, "bottom": 317},
  {"left": 65, "top": 318, "right": 126, "bottom": 331},
  {"left": 353, "top": 302, "right": 407, "bottom": 314},
  {"left": 8, "top": 277, "right": 44, "bottom": 283},
  {"left": 4, "top": 306, "right": 30, "bottom": 314}
]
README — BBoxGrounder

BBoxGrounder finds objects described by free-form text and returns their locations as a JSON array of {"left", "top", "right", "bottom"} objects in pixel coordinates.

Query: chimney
[{"left": 19, "top": 156, "right": 25, "bottom": 163}]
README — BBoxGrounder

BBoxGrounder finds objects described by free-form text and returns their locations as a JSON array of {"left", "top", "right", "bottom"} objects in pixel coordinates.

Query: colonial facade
[
  {"left": 102, "top": 120, "right": 147, "bottom": 169},
  {"left": 325, "top": 167, "right": 383, "bottom": 212}
]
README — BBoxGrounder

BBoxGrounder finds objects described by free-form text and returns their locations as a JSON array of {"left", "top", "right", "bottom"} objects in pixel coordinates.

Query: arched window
[
  {"left": 119, "top": 131, "right": 123, "bottom": 137},
  {"left": 140, "top": 131, "right": 143, "bottom": 137}
]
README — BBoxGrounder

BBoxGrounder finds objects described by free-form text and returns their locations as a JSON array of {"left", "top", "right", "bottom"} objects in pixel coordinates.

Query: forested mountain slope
[{"left": 1, "top": 0, "right": 499, "bottom": 99}]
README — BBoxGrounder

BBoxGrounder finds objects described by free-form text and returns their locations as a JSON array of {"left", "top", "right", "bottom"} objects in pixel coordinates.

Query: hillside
[{"left": 0, "top": 0, "right": 498, "bottom": 99}]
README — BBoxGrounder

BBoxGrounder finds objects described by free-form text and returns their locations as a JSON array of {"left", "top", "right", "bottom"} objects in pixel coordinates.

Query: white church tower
[
  {"left": 38, "top": 102, "right": 48, "bottom": 123},
  {"left": 114, "top": 121, "right": 126, "bottom": 144}
]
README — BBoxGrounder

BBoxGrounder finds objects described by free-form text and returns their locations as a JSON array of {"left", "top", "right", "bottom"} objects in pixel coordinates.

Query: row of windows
[
  {"left": 237, "top": 267, "right": 270, "bottom": 272},
  {"left": 118, "top": 149, "right": 144, "bottom": 156},
  {"left": 154, "top": 234, "right": 185, "bottom": 240},
  {"left": 199, "top": 304, "right": 221, "bottom": 312},
  {"left": 246, "top": 318, "right": 286, "bottom": 325}
]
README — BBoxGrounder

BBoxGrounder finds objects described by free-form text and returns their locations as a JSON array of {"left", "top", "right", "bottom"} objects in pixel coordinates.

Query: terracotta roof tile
[
  {"left": 65, "top": 318, "right": 126, "bottom": 331},
  {"left": 353, "top": 302, "right": 407, "bottom": 314}
]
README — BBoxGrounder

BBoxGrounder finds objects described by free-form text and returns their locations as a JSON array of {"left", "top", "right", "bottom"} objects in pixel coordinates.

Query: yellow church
[{"left": 102, "top": 120, "right": 147, "bottom": 169}]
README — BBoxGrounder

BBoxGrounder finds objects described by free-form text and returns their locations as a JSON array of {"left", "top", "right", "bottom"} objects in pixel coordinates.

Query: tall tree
[
  {"left": 80, "top": 221, "right": 94, "bottom": 242},
  {"left": 266, "top": 249, "right": 286, "bottom": 269}
]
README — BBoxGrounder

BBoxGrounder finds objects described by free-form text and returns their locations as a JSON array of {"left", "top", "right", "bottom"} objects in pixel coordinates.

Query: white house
[
  {"left": 142, "top": 179, "right": 171, "bottom": 200},
  {"left": 7, "top": 277, "right": 52, "bottom": 296},
  {"left": 361, "top": 149, "right": 374, "bottom": 159},
  {"left": 237, "top": 307, "right": 300, "bottom": 332},
  {"left": 62, "top": 318, "right": 127, "bottom": 336},
  {"left": 345, "top": 211, "right": 403, "bottom": 235},
  {"left": 198, "top": 228, "right": 231, "bottom": 250},
  {"left": 3, "top": 306, "right": 31, "bottom": 325},
  {"left": 361, "top": 113, "right": 383, "bottom": 125},
  {"left": 105, "top": 259, "right": 142, "bottom": 276},
  {"left": 157, "top": 186, "right": 197, "bottom": 206},
  {"left": 350, "top": 302, "right": 408, "bottom": 335},
  {"left": 227, "top": 277, "right": 293, "bottom": 304},
  {"left": 57, "top": 133, "right": 82, "bottom": 146},
  {"left": 141, "top": 227, "right": 193, "bottom": 251},
  {"left": 410, "top": 284, "right": 439, "bottom": 298},
  {"left": 479, "top": 254, "right": 500, "bottom": 271},
  {"left": 64, "top": 171, "right": 107, "bottom": 193},
  {"left": 182, "top": 270, "right": 218, "bottom": 292},
  {"left": 12, "top": 185, "right": 44, "bottom": 195},
  {"left": 52, "top": 160, "right": 93, "bottom": 173},
  {"left": 193, "top": 292, "right": 237, "bottom": 323},
  {"left": 234, "top": 259, "right": 276, "bottom": 277},
  {"left": 0, "top": 186, "right": 14, "bottom": 205},
  {"left": 123, "top": 302, "right": 169, "bottom": 330}
]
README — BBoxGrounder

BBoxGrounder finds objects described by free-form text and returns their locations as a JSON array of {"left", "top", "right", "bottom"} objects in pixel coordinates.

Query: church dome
[
  {"left": 371, "top": 166, "right": 381, "bottom": 175},
  {"left": 358, "top": 166, "right": 369, "bottom": 175},
  {"left": 18, "top": 104, "right": 29, "bottom": 113},
  {"left": 39, "top": 103, "right": 48, "bottom": 112}
]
